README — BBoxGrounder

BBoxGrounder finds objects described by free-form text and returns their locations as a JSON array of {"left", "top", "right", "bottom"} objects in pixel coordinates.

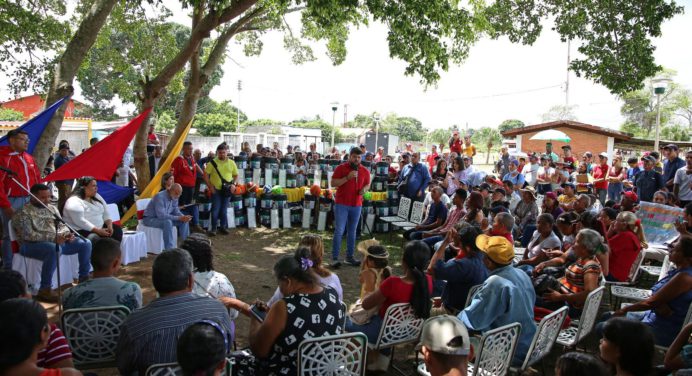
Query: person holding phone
[{"left": 222, "top": 247, "right": 344, "bottom": 375}]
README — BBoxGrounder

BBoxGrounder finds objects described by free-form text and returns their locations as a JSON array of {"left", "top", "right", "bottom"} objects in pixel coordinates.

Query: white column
[
  {"left": 607, "top": 137, "right": 615, "bottom": 159},
  {"left": 516, "top": 135, "right": 523, "bottom": 153}
]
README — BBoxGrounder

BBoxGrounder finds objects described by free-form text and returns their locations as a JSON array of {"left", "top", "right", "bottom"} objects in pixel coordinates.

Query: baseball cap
[
  {"left": 415, "top": 315, "right": 470, "bottom": 356},
  {"left": 511, "top": 159, "right": 519, "bottom": 166},
  {"left": 663, "top": 144, "right": 679, "bottom": 151},
  {"left": 494, "top": 187, "right": 507, "bottom": 196},
  {"left": 479, "top": 183, "right": 491, "bottom": 192},
  {"left": 475, "top": 235, "right": 514, "bottom": 264},
  {"left": 545, "top": 192, "right": 558, "bottom": 200},
  {"left": 623, "top": 191, "right": 638, "bottom": 202},
  {"left": 641, "top": 155, "right": 655, "bottom": 163},
  {"left": 599, "top": 152, "right": 608, "bottom": 158},
  {"left": 584, "top": 151, "right": 593, "bottom": 158}
]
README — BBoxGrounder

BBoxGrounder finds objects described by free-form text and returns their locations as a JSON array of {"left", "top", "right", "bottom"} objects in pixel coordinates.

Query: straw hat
[
  {"left": 356, "top": 239, "right": 389, "bottom": 259},
  {"left": 520, "top": 186, "right": 537, "bottom": 199}
]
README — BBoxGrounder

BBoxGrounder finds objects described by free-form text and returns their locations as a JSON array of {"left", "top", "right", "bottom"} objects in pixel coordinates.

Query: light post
[
  {"left": 373, "top": 113, "right": 381, "bottom": 153},
  {"left": 330, "top": 102, "right": 339, "bottom": 149},
  {"left": 652, "top": 77, "right": 671, "bottom": 151}
]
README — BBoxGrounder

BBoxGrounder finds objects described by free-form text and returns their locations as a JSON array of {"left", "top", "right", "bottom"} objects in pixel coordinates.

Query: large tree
[
  {"left": 498, "top": 119, "right": 525, "bottom": 133},
  {"left": 473, "top": 127, "right": 502, "bottom": 164},
  {"left": 619, "top": 70, "right": 680, "bottom": 137}
]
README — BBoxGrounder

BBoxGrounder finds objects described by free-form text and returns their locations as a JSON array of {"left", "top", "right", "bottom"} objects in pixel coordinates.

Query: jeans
[
  {"left": 20, "top": 238, "right": 92, "bottom": 290},
  {"left": 422, "top": 235, "right": 444, "bottom": 249},
  {"left": 142, "top": 217, "right": 190, "bottom": 250},
  {"left": 607, "top": 183, "right": 623, "bottom": 203},
  {"left": 1, "top": 196, "right": 30, "bottom": 269},
  {"left": 211, "top": 192, "right": 230, "bottom": 231},
  {"left": 596, "top": 188, "right": 608, "bottom": 205},
  {"left": 520, "top": 224, "right": 536, "bottom": 248},
  {"left": 180, "top": 186, "right": 199, "bottom": 225},
  {"left": 403, "top": 229, "right": 424, "bottom": 241},
  {"left": 332, "top": 204, "right": 361, "bottom": 261}
]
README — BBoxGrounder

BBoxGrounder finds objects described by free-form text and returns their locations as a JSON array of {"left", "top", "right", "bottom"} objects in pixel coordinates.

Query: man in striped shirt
[{"left": 116, "top": 249, "right": 232, "bottom": 375}]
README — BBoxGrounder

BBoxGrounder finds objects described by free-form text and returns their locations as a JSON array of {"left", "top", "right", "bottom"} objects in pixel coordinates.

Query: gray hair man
[{"left": 142, "top": 183, "right": 192, "bottom": 250}]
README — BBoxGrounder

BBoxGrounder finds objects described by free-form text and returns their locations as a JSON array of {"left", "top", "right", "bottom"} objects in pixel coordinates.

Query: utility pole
[
  {"left": 343, "top": 104, "right": 348, "bottom": 128},
  {"left": 237, "top": 80, "right": 242, "bottom": 130},
  {"left": 565, "top": 40, "right": 571, "bottom": 107}
]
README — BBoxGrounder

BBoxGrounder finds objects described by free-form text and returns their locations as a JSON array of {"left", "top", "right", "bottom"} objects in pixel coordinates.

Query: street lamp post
[
  {"left": 373, "top": 113, "right": 381, "bottom": 153},
  {"left": 652, "top": 77, "right": 671, "bottom": 151},
  {"left": 330, "top": 102, "right": 339, "bottom": 150}
]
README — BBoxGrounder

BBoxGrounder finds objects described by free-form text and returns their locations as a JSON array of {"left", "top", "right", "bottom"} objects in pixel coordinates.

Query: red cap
[{"left": 623, "top": 191, "right": 638, "bottom": 202}]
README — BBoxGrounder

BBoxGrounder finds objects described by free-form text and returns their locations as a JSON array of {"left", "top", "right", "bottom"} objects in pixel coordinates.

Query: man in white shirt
[
  {"left": 522, "top": 154, "right": 540, "bottom": 187},
  {"left": 673, "top": 150, "right": 692, "bottom": 207}
]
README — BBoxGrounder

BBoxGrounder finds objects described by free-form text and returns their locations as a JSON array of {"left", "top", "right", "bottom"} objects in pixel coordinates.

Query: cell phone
[{"left": 249, "top": 304, "right": 266, "bottom": 323}]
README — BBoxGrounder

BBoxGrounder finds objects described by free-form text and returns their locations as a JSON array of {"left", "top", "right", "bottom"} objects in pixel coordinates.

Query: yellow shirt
[
  {"left": 204, "top": 157, "right": 238, "bottom": 190},
  {"left": 463, "top": 144, "right": 476, "bottom": 157},
  {"left": 558, "top": 194, "right": 577, "bottom": 205}
]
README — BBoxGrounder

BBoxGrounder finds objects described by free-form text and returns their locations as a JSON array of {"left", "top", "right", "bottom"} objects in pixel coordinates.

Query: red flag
[{"left": 43, "top": 108, "right": 152, "bottom": 182}]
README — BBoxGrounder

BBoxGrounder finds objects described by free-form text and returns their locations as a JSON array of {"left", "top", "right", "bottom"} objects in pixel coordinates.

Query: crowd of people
[{"left": 0, "top": 125, "right": 691, "bottom": 376}]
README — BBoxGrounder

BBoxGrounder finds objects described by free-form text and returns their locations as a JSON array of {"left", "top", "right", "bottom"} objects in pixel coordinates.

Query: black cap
[
  {"left": 561, "top": 145, "right": 571, "bottom": 150},
  {"left": 479, "top": 183, "right": 491, "bottom": 191},
  {"left": 494, "top": 188, "right": 507, "bottom": 196},
  {"left": 663, "top": 144, "right": 679, "bottom": 151}
]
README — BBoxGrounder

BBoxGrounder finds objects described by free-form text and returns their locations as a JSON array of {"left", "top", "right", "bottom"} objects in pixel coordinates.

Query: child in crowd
[{"left": 357, "top": 240, "right": 392, "bottom": 299}]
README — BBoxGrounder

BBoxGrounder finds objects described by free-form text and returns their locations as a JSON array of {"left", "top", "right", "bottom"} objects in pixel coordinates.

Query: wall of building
[
  {"left": 1, "top": 95, "right": 76, "bottom": 119},
  {"left": 518, "top": 126, "right": 610, "bottom": 158}
]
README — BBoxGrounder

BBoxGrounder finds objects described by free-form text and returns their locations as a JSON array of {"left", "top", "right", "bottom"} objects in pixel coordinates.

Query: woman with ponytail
[
  {"left": 346, "top": 240, "right": 433, "bottom": 371},
  {"left": 605, "top": 211, "right": 647, "bottom": 282},
  {"left": 222, "top": 247, "right": 343, "bottom": 376}
]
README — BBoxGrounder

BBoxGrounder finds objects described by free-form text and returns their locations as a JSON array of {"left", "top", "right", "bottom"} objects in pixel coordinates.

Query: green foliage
[
  {"left": 498, "top": 119, "right": 525, "bottom": 133},
  {"left": 540, "top": 105, "right": 577, "bottom": 122},
  {"left": 659, "top": 124, "right": 690, "bottom": 142},
  {"left": 619, "top": 70, "right": 680, "bottom": 136},
  {"left": 195, "top": 100, "right": 247, "bottom": 136},
  {"left": 155, "top": 111, "right": 177, "bottom": 131},
  {"left": 0, "top": 0, "right": 70, "bottom": 94},
  {"left": 381, "top": 114, "right": 426, "bottom": 142},
  {"left": 673, "top": 88, "right": 692, "bottom": 128},
  {"left": 290, "top": 116, "right": 344, "bottom": 143},
  {"left": 428, "top": 128, "right": 452, "bottom": 146},
  {"left": 473, "top": 126, "right": 503, "bottom": 164},
  {"left": 242, "top": 118, "right": 282, "bottom": 127},
  {"left": 0, "top": 108, "right": 25, "bottom": 121},
  {"left": 76, "top": 3, "right": 185, "bottom": 108}
]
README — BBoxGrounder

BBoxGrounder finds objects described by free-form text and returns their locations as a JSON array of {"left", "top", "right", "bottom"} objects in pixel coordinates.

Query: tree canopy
[
  {"left": 498, "top": 119, "right": 525, "bottom": 133},
  {"left": 0, "top": 108, "right": 25, "bottom": 121}
]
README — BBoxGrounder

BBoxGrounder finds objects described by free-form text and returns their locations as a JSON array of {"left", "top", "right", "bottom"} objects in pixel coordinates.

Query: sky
[
  {"left": 2, "top": 1, "right": 691, "bottom": 134},
  {"left": 197, "top": 1, "right": 692, "bottom": 132}
]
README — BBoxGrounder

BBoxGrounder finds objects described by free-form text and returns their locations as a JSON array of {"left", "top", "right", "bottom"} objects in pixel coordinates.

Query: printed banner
[{"left": 636, "top": 201, "right": 684, "bottom": 246}]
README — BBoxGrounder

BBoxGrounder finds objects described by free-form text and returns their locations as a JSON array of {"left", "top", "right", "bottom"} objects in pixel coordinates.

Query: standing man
[
  {"left": 449, "top": 131, "right": 462, "bottom": 155},
  {"left": 426, "top": 145, "right": 439, "bottom": 174},
  {"left": 634, "top": 155, "right": 665, "bottom": 202},
  {"left": 193, "top": 148, "right": 205, "bottom": 195},
  {"left": 663, "top": 144, "right": 685, "bottom": 192},
  {"left": 53, "top": 143, "right": 74, "bottom": 213},
  {"left": 561, "top": 145, "right": 575, "bottom": 165},
  {"left": 463, "top": 135, "right": 476, "bottom": 163},
  {"left": 148, "top": 145, "right": 163, "bottom": 178},
  {"left": 204, "top": 143, "right": 238, "bottom": 236},
  {"left": 0, "top": 130, "right": 41, "bottom": 270},
  {"left": 146, "top": 124, "right": 159, "bottom": 154},
  {"left": 673, "top": 150, "right": 692, "bottom": 207},
  {"left": 330, "top": 147, "right": 370, "bottom": 267},
  {"left": 545, "top": 142, "right": 559, "bottom": 162},
  {"left": 592, "top": 153, "right": 610, "bottom": 205},
  {"left": 398, "top": 152, "right": 431, "bottom": 202},
  {"left": 374, "top": 146, "right": 385, "bottom": 163},
  {"left": 142, "top": 183, "right": 191, "bottom": 250},
  {"left": 171, "top": 141, "right": 205, "bottom": 233}
]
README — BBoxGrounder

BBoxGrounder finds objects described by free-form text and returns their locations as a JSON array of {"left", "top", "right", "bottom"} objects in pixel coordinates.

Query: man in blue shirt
[
  {"left": 142, "top": 184, "right": 191, "bottom": 250},
  {"left": 624, "top": 157, "right": 640, "bottom": 192},
  {"left": 404, "top": 185, "right": 448, "bottom": 240},
  {"left": 398, "top": 152, "right": 431, "bottom": 202},
  {"left": 663, "top": 144, "right": 685, "bottom": 191},
  {"left": 503, "top": 159, "right": 525, "bottom": 189},
  {"left": 634, "top": 156, "right": 665, "bottom": 203},
  {"left": 458, "top": 235, "right": 536, "bottom": 366}
]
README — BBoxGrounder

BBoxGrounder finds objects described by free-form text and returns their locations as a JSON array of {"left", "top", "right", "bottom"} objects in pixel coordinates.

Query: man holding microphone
[{"left": 330, "top": 147, "right": 370, "bottom": 267}]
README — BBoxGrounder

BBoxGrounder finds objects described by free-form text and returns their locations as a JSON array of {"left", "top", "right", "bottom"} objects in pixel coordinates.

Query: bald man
[{"left": 142, "top": 183, "right": 191, "bottom": 250}]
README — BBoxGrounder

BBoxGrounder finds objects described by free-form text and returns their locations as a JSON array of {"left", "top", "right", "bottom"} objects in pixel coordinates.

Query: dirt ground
[{"left": 43, "top": 227, "right": 419, "bottom": 375}]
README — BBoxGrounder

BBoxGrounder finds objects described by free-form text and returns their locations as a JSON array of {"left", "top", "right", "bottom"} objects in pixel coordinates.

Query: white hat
[{"left": 415, "top": 315, "right": 470, "bottom": 356}]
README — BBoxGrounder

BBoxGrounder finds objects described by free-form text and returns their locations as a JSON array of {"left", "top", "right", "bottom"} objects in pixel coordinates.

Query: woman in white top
[
  {"left": 267, "top": 234, "right": 343, "bottom": 306},
  {"left": 63, "top": 176, "right": 122, "bottom": 242},
  {"left": 516, "top": 213, "right": 562, "bottom": 273},
  {"left": 182, "top": 233, "right": 239, "bottom": 320}
]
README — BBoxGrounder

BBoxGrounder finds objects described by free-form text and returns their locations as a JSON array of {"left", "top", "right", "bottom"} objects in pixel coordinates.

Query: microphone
[{"left": 0, "top": 166, "right": 16, "bottom": 176}]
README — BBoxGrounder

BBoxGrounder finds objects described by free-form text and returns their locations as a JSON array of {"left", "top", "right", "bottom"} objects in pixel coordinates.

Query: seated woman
[
  {"left": 0, "top": 298, "right": 82, "bottom": 376},
  {"left": 555, "top": 352, "right": 609, "bottom": 376},
  {"left": 610, "top": 236, "right": 692, "bottom": 347},
  {"left": 513, "top": 187, "right": 539, "bottom": 247},
  {"left": 533, "top": 212, "right": 580, "bottom": 276},
  {"left": 605, "top": 211, "right": 646, "bottom": 282},
  {"left": 516, "top": 213, "right": 561, "bottom": 273},
  {"left": 63, "top": 176, "right": 123, "bottom": 242},
  {"left": 428, "top": 226, "right": 488, "bottom": 315},
  {"left": 222, "top": 247, "right": 344, "bottom": 376},
  {"left": 542, "top": 192, "right": 564, "bottom": 219},
  {"left": 346, "top": 240, "right": 433, "bottom": 372},
  {"left": 267, "top": 234, "right": 343, "bottom": 306},
  {"left": 540, "top": 229, "right": 604, "bottom": 317},
  {"left": 161, "top": 172, "right": 174, "bottom": 191},
  {"left": 599, "top": 318, "right": 655, "bottom": 376},
  {"left": 431, "top": 159, "right": 448, "bottom": 184},
  {"left": 463, "top": 191, "right": 486, "bottom": 229},
  {"left": 177, "top": 321, "right": 228, "bottom": 376},
  {"left": 181, "top": 234, "right": 238, "bottom": 321},
  {"left": 577, "top": 211, "right": 609, "bottom": 275}
]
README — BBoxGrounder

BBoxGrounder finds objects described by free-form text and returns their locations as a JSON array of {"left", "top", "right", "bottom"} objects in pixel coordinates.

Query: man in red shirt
[
  {"left": 449, "top": 131, "right": 462, "bottom": 154},
  {"left": 426, "top": 145, "right": 438, "bottom": 174},
  {"left": 171, "top": 141, "right": 206, "bottom": 233},
  {"left": 146, "top": 124, "right": 159, "bottom": 154},
  {"left": 0, "top": 130, "right": 41, "bottom": 270},
  {"left": 592, "top": 152, "right": 610, "bottom": 205},
  {"left": 330, "top": 147, "right": 370, "bottom": 267}
]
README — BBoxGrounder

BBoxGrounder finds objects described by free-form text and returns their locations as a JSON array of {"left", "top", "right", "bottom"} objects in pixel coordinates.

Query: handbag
[
  {"left": 210, "top": 160, "right": 234, "bottom": 196},
  {"left": 348, "top": 299, "right": 378, "bottom": 325}
]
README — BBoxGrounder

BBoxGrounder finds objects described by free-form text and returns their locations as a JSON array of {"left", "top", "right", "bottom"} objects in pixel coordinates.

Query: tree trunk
[
  {"left": 133, "top": 0, "right": 259, "bottom": 191},
  {"left": 485, "top": 143, "right": 492, "bottom": 165},
  {"left": 33, "top": 0, "right": 119, "bottom": 169}
]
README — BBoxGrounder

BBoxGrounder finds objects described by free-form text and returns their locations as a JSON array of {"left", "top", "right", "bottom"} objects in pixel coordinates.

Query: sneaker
[
  {"left": 35, "top": 289, "right": 59, "bottom": 303},
  {"left": 330, "top": 260, "right": 342, "bottom": 269},
  {"left": 207, "top": 230, "right": 217, "bottom": 237},
  {"left": 191, "top": 225, "right": 206, "bottom": 233},
  {"left": 345, "top": 257, "right": 361, "bottom": 267},
  {"left": 219, "top": 228, "right": 230, "bottom": 235}
]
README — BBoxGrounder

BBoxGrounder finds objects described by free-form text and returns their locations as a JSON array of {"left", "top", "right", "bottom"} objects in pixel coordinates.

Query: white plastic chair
[
  {"left": 639, "top": 254, "right": 670, "bottom": 280},
  {"left": 369, "top": 303, "right": 425, "bottom": 374},
  {"left": 379, "top": 197, "right": 412, "bottom": 223},
  {"left": 135, "top": 198, "right": 177, "bottom": 254},
  {"left": 556, "top": 286, "right": 605, "bottom": 348},
  {"left": 514, "top": 306, "right": 569, "bottom": 372},
  {"left": 61, "top": 305, "right": 131, "bottom": 369},
  {"left": 468, "top": 322, "right": 522, "bottom": 376},
  {"left": 298, "top": 332, "right": 368, "bottom": 376},
  {"left": 107, "top": 203, "right": 147, "bottom": 264},
  {"left": 146, "top": 359, "right": 233, "bottom": 376},
  {"left": 464, "top": 284, "right": 483, "bottom": 309},
  {"left": 393, "top": 201, "right": 425, "bottom": 230},
  {"left": 9, "top": 220, "right": 76, "bottom": 294}
]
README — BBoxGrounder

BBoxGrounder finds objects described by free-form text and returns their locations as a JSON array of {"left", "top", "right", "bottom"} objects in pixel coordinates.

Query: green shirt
[{"left": 204, "top": 157, "right": 238, "bottom": 189}]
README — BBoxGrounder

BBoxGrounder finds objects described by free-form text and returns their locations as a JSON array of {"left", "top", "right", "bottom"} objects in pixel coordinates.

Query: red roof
[
  {"left": 0, "top": 94, "right": 84, "bottom": 120},
  {"left": 501, "top": 120, "right": 632, "bottom": 140}
]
